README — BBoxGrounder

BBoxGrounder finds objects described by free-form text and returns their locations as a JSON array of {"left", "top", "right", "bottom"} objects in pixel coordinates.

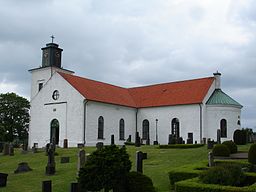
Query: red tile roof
[{"left": 59, "top": 72, "right": 214, "bottom": 108}]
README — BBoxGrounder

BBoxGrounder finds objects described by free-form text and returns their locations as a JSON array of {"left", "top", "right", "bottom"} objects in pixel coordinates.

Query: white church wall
[
  {"left": 85, "top": 101, "right": 137, "bottom": 146},
  {"left": 137, "top": 104, "right": 201, "bottom": 145},
  {"left": 206, "top": 105, "right": 241, "bottom": 142},
  {"left": 29, "top": 72, "right": 85, "bottom": 148}
]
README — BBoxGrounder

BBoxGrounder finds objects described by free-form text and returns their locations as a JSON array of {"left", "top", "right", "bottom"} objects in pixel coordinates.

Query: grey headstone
[
  {"left": 208, "top": 152, "right": 214, "bottom": 167},
  {"left": 9, "top": 144, "right": 14, "bottom": 156},
  {"left": 3, "top": 143, "right": 9, "bottom": 155},
  {"left": 42, "top": 180, "right": 52, "bottom": 192},
  {"left": 96, "top": 142, "right": 103, "bottom": 150},
  {"left": 14, "top": 162, "right": 32, "bottom": 174},
  {"left": 177, "top": 137, "right": 183, "bottom": 144},
  {"left": 77, "top": 149, "right": 86, "bottom": 176}
]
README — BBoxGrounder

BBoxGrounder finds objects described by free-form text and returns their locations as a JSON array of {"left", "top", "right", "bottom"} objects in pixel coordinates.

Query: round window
[{"left": 52, "top": 90, "right": 59, "bottom": 100}]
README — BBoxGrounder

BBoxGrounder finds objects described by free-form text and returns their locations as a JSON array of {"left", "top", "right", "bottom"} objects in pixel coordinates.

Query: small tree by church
[
  {"left": 78, "top": 145, "right": 132, "bottom": 192},
  {"left": 0, "top": 92, "right": 30, "bottom": 144}
]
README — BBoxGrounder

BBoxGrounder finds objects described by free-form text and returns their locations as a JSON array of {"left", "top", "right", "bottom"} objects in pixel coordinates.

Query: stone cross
[
  {"left": 136, "top": 151, "right": 147, "bottom": 173},
  {"left": 77, "top": 149, "right": 86, "bottom": 176},
  {"left": 45, "top": 143, "right": 55, "bottom": 175}
]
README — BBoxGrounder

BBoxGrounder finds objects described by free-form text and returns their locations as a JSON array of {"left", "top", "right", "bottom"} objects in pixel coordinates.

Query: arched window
[
  {"left": 171, "top": 118, "right": 180, "bottom": 138},
  {"left": 220, "top": 119, "right": 227, "bottom": 138},
  {"left": 50, "top": 119, "right": 59, "bottom": 145},
  {"left": 98, "top": 116, "right": 104, "bottom": 139},
  {"left": 142, "top": 119, "right": 149, "bottom": 140},
  {"left": 119, "top": 119, "right": 125, "bottom": 140}
]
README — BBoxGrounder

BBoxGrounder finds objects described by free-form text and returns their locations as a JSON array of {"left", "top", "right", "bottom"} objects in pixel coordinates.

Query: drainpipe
[
  {"left": 83, "top": 100, "right": 89, "bottom": 145},
  {"left": 199, "top": 104, "right": 202, "bottom": 143},
  {"left": 135, "top": 108, "right": 138, "bottom": 132}
]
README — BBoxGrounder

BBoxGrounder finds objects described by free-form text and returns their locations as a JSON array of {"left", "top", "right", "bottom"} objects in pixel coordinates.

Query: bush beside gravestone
[
  {"left": 212, "top": 144, "right": 230, "bottom": 157},
  {"left": 222, "top": 140, "right": 237, "bottom": 154}
]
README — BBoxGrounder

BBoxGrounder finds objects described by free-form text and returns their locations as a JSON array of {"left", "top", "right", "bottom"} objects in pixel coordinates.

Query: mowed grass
[{"left": 0, "top": 145, "right": 250, "bottom": 192}]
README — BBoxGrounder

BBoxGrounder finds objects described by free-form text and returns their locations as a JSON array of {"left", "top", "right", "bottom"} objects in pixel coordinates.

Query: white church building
[{"left": 28, "top": 42, "right": 242, "bottom": 148}]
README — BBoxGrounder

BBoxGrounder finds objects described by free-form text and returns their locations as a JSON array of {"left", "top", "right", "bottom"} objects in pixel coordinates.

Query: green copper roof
[{"left": 206, "top": 89, "right": 242, "bottom": 107}]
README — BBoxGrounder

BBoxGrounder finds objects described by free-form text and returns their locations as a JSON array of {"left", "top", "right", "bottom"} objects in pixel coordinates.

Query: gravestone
[
  {"left": 136, "top": 151, "right": 147, "bottom": 173},
  {"left": 208, "top": 152, "right": 214, "bottom": 167},
  {"left": 45, "top": 143, "right": 50, "bottom": 156},
  {"left": 42, "top": 180, "right": 52, "bottom": 192},
  {"left": 111, "top": 134, "right": 115, "bottom": 145},
  {"left": 21, "top": 143, "right": 28, "bottom": 154},
  {"left": 32, "top": 143, "right": 38, "bottom": 153},
  {"left": 202, "top": 138, "right": 206, "bottom": 144},
  {"left": 217, "top": 129, "right": 221, "bottom": 144},
  {"left": 60, "top": 157, "right": 70, "bottom": 164},
  {"left": 186, "top": 138, "right": 193, "bottom": 144},
  {"left": 77, "top": 143, "right": 84, "bottom": 148},
  {"left": 77, "top": 149, "right": 86, "bottom": 176},
  {"left": 9, "top": 144, "right": 14, "bottom": 156},
  {"left": 135, "top": 132, "right": 141, "bottom": 147},
  {"left": 127, "top": 135, "right": 132, "bottom": 142},
  {"left": 96, "top": 142, "right": 104, "bottom": 150},
  {"left": 0, "top": 142, "right": 4, "bottom": 153},
  {"left": 14, "top": 162, "right": 32, "bottom": 173},
  {"left": 0, "top": 173, "right": 8, "bottom": 187},
  {"left": 45, "top": 143, "right": 55, "bottom": 175},
  {"left": 146, "top": 134, "right": 150, "bottom": 145},
  {"left": 63, "top": 139, "right": 68, "bottom": 148},
  {"left": 153, "top": 141, "right": 158, "bottom": 145},
  {"left": 3, "top": 143, "right": 9, "bottom": 155},
  {"left": 177, "top": 137, "right": 183, "bottom": 144},
  {"left": 168, "top": 134, "right": 176, "bottom": 144},
  {"left": 207, "top": 139, "right": 214, "bottom": 149},
  {"left": 70, "top": 182, "right": 79, "bottom": 192}
]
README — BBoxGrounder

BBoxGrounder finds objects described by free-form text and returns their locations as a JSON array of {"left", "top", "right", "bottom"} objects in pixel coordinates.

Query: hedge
[
  {"left": 159, "top": 144, "right": 204, "bottom": 149},
  {"left": 168, "top": 162, "right": 207, "bottom": 188},
  {"left": 175, "top": 177, "right": 256, "bottom": 192}
]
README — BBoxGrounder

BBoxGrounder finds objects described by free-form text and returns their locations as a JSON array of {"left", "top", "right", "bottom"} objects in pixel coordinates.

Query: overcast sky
[{"left": 0, "top": 0, "right": 255, "bottom": 129}]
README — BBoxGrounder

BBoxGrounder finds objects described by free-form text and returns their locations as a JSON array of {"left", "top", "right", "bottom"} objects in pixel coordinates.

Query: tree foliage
[
  {"left": 0, "top": 92, "right": 30, "bottom": 143},
  {"left": 78, "top": 145, "right": 132, "bottom": 192}
]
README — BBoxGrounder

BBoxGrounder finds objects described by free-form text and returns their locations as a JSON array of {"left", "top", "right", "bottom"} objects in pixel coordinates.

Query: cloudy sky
[{"left": 0, "top": 0, "right": 255, "bottom": 129}]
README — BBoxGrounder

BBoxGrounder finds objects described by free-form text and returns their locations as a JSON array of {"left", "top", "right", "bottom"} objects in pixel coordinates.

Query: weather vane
[{"left": 50, "top": 35, "right": 55, "bottom": 43}]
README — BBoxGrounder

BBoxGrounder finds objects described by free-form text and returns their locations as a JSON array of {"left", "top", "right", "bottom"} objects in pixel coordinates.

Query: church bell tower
[{"left": 41, "top": 42, "right": 63, "bottom": 68}]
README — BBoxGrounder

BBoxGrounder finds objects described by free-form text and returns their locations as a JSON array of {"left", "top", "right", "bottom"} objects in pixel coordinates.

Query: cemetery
[{"left": 0, "top": 137, "right": 256, "bottom": 192}]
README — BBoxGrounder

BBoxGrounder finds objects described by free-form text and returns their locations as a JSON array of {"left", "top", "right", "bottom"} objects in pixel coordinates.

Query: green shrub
[
  {"left": 233, "top": 129, "right": 247, "bottom": 145},
  {"left": 212, "top": 144, "right": 230, "bottom": 157},
  {"left": 125, "top": 171, "right": 156, "bottom": 192},
  {"left": 248, "top": 144, "right": 256, "bottom": 165},
  {"left": 222, "top": 140, "right": 237, "bottom": 154},
  {"left": 199, "top": 164, "right": 245, "bottom": 186},
  {"left": 159, "top": 144, "right": 204, "bottom": 149}
]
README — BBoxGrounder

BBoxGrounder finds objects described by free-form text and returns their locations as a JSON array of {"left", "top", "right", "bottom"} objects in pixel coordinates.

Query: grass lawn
[{"left": 0, "top": 144, "right": 251, "bottom": 192}]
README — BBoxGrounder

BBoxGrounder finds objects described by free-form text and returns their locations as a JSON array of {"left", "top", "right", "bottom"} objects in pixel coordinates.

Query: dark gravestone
[
  {"left": 0, "top": 173, "right": 8, "bottom": 187},
  {"left": 32, "top": 143, "right": 38, "bottom": 153},
  {"left": 77, "top": 143, "right": 84, "bottom": 148},
  {"left": 146, "top": 134, "right": 150, "bottom": 145},
  {"left": 70, "top": 182, "right": 79, "bottom": 192},
  {"left": 142, "top": 152, "right": 147, "bottom": 160},
  {"left": 42, "top": 180, "right": 52, "bottom": 192},
  {"left": 45, "top": 143, "right": 50, "bottom": 156},
  {"left": 96, "top": 142, "right": 104, "bottom": 150},
  {"left": 63, "top": 139, "right": 68, "bottom": 148},
  {"left": 135, "top": 132, "right": 141, "bottom": 147},
  {"left": 203, "top": 138, "right": 206, "bottom": 144},
  {"left": 3, "top": 143, "right": 9, "bottom": 155},
  {"left": 111, "top": 134, "right": 115, "bottom": 145},
  {"left": 153, "top": 141, "right": 158, "bottom": 145},
  {"left": 45, "top": 144, "right": 55, "bottom": 175},
  {"left": 127, "top": 135, "right": 132, "bottom": 142},
  {"left": 9, "top": 144, "right": 14, "bottom": 156},
  {"left": 195, "top": 141, "right": 197, "bottom": 144},
  {"left": 207, "top": 139, "right": 214, "bottom": 149},
  {"left": 217, "top": 129, "right": 221, "bottom": 144},
  {"left": 60, "top": 157, "right": 70, "bottom": 164},
  {"left": 136, "top": 151, "right": 144, "bottom": 173},
  {"left": 177, "top": 137, "right": 183, "bottom": 144},
  {"left": 187, "top": 138, "right": 193, "bottom": 144},
  {"left": 168, "top": 134, "right": 176, "bottom": 144},
  {"left": 0, "top": 142, "right": 4, "bottom": 153},
  {"left": 14, "top": 162, "right": 32, "bottom": 173}
]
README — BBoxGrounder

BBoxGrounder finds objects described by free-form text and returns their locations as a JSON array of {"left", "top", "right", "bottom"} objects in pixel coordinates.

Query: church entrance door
[{"left": 50, "top": 119, "right": 59, "bottom": 145}]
